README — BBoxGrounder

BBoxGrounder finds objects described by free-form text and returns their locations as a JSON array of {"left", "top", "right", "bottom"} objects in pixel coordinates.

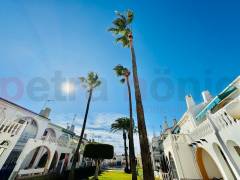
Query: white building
[
  {"left": 152, "top": 76, "right": 240, "bottom": 180},
  {"left": 151, "top": 136, "right": 162, "bottom": 171},
  {"left": 0, "top": 98, "right": 89, "bottom": 180},
  {"left": 104, "top": 154, "right": 127, "bottom": 168}
]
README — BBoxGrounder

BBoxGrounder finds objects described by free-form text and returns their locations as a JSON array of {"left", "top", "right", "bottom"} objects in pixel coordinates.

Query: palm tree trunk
[
  {"left": 69, "top": 89, "right": 93, "bottom": 180},
  {"left": 94, "top": 159, "right": 99, "bottom": 180},
  {"left": 123, "top": 130, "right": 129, "bottom": 172},
  {"left": 126, "top": 77, "right": 137, "bottom": 180},
  {"left": 129, "top": 43, "right": 154, "bottom": 180}
]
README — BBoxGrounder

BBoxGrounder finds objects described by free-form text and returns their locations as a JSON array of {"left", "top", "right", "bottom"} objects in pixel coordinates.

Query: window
[
  {"left": 0, "top": 147, "right": 5, "bottom": 156},
  {"left": 234, "top": 146, "right": 240, "bottom": 156},
  {"left": 0, "top": 140, "right": 9, "bottom": 146}
]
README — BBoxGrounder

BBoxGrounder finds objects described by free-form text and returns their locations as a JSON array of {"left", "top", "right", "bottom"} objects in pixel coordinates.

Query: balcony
[
  {"left": 191, "top": 104, "right": 240, "bottom": 142},
  {"left": 0, "top": 121, "right": 26, "bottom": 137},
  {"left": 191, "top": 120, "right": 214, "bottom": 141}
]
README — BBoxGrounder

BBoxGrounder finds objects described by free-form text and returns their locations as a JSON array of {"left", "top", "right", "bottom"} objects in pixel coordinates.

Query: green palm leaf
[
  {"left": 108, "top": 27, "right": 119, "bottom": 35},
  {"left": 79, "top": 72, "right": 101, "bottom": 91},
  {"left": 115, "top": 36, "right": 129, "bottom": 47},
  {"left": 127, "top": 10, "right": 134, "bottom": 24},
  {"left": 113, "top": 18, "right": 126, "bottom": 30}
]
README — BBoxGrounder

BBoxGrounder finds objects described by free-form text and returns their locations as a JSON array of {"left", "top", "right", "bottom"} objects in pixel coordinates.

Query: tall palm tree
[
  {"left": 113, "top": 65, "right": 137, "bottom": 180},
  {"left": 109, "top": 10, "right": 154, "bottom": 180},
  {"left": 69, "top": 72, "right": 101, "bottom": 180},
  {"left": 111, "top": 117, "right": 131, "bottom": 173}
]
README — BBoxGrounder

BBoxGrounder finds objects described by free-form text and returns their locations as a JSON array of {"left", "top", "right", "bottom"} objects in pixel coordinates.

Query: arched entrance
[
  {"left": 42, "top": 128, "right": 56, "bottom": 142},
  {"left": 213, "top": 143, "right": 236, "bottom": 179},
  {"left": 19, "top": 146, "right": 51, "bottom": 170},
  {"left": 196, "top": 147, "right": 223, "bottom": 179},
  {"left": 226, "top": 140, "right": 240, "bottom": 168},
  {"left": 56, "top": 153, "right": 70, "bottom": 173},
  {"left": 49, "top": 151, "right": 58, "bottom": 171},
  {"left": 37, "top": 152, "right": 48, "bottom": 168},
  {"left": 0, "top": 117, "right": 38, "bottom": 180}
]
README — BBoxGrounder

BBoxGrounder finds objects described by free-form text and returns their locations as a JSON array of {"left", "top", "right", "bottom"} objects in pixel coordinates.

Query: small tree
[
  {"left": 111, "top": 117, "right": 130, "bottom": 173},
  {"left": 83, "top": 143, "right": 114, "bottom": 180}
]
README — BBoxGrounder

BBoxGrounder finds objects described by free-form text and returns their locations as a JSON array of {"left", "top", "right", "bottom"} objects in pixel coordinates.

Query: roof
[
  {"left": 172, "top": 76, "right": 240, "bottom": 127},
  {"left": 0, "top": 97, "right": 86, "bottom": 138},
  {"left": 0, "top": 97, "right": 50, "bottom": 120}
]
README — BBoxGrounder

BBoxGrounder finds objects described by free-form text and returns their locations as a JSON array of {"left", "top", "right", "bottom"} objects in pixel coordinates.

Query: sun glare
[{"left": 61, "top": 81, "right": 76, "bottom": 95}]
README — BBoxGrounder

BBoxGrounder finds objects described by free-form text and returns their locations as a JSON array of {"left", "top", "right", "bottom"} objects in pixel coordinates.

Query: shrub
[
  {"left": 83, "top": 143, "right": 114, "bottom": 159},
  {"left": 83, "top": 143, "right": 114, "bottom": 179}
]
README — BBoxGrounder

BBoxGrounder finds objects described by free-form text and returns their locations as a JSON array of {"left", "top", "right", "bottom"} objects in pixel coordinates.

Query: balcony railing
[
  {"left": 0, "top": 121, "right": 26, "bottom": 136},
  {"left": 210, "top": 110, "right": 240, "bottom": 130},
  {"left": 41, "top": 135, "right": 56, "bottom": 143},
  {"left": 190, "top": 120, "right": 214, "bottom": 141},
  {"left": 18, "top": 168, "right": 45, "bottom": 177}
]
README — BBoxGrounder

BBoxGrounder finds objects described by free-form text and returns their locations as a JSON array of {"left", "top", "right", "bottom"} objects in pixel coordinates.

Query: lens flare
[{"left": 61, "top": 81, "right": 75, "bottom": 95}]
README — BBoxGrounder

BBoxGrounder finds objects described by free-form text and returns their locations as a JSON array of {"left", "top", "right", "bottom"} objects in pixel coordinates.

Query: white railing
[
  {"left": 18, "top": 168, "right": 45, "bottom": 176},
  {"left": 0, "top": 121, "right": 25, "bottom": 136},
  {"left": 171, "top": 134, "right": 188, "bottom": 143},
  {"left": 41, "top": 135, "right": 56, "bottom": 143},
  {"left": 190, "top": 120, "right": 214, "bottom": 141},
  {"left": 190, "top": 109, "right": 239, "bottom": 141},
  {"left": 163, "top": 134, "right": 191, "bottom": 150},
  {"left": 57, "top": 140, "right": 69, "bottom": 147},
  {"left": 210, "top": 110, "right": 240, "bottom": 131}
]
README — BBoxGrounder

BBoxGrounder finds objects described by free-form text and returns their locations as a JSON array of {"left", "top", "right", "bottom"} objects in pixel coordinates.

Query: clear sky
[{"left": 0, "top": 0, "right": 239, "bottom": 153}]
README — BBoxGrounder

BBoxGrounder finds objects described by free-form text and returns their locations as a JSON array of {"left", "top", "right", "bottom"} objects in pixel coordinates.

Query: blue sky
[{"left": 0, "top": 0, "right": 240, "bottom": 153}]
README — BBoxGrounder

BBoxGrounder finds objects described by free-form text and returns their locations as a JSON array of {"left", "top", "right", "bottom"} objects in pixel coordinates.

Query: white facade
[
  {"left": 151, "top": 136, "right": 162, "bottom": 171},
  {"left": 0, "top": 98, "right": 88, "bottom": 180},
  {"left": 152, "top": 76, "right": 240, "bottom": 180}
]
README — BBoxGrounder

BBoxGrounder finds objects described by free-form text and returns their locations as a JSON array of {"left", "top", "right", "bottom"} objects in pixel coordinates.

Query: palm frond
[
  {"left": 113, "top": 18, "right": 127, "bottom": 30},
  {"left": 126, "top": 10, "right": 134, "bottom": 24},
  {"left": 110, "top": 117, "right": 131, "bottom": 133},
  {"left": 79, "top": 72, "right": 101, "bottom": 90},
  {"left": 93, "top": 80, "right": 101, "bottom": 89},
  {"left": 115, "top": 36, "right": 129, "bottom": 47},
  {"left": 115, "top": 11, "right": 127, "bottom": 22},
  {"left": 79, "top": 77, "right": 86, "bottom": 83},
  {"left": 108, "top": 10, "right": 134, "bottom": 49},
  {"left": 113, "top": 64, "right": 124, "bottom": 76},
  {"left": 113, "top": 64, "right": 130, "bottom": 84},
  {"left": 121, "top": 28, "right": 131, "bottom": 36},
  {"left": 108, "top": 27, "right": 120, "bottom": 35}
]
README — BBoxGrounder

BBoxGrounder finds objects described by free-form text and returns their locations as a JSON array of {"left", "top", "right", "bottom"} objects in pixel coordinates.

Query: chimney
[
  {"left": 173, "top": 118, "right": 178, "bottom": 126},
  {"left": 163, "top": 117, "right": 169, "bottom": 131},
  {"left": 185, "top": 95, "right": 196, "bottom": 109},
  {"left": 202, "top": 90, "right": 212, "bottom": 103},
  {"left": 39, "top": 107, "right": 51, "bottom": 118}
]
